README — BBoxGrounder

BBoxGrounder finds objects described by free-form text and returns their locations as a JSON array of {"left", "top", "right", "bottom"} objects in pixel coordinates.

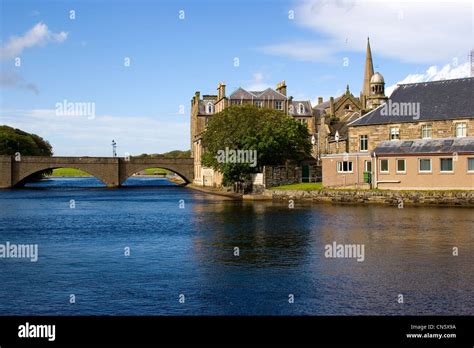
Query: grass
[
  {"left": 49, "top": 168, "right": 92, "bottom": 177},
  {"left": 141, "top": 168, "right": 170, "bottom": 175},
  {"left": 272, "top": 182, "right": 323, "bottom": 190}
]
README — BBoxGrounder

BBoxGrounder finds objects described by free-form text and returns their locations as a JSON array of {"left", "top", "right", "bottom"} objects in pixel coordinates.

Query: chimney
[
  {"left": 329, "top": 97, "right": 335, "bottom": 116},
  {"left": 318, "top": 97, "right": 323, "bottom": 105},
  {"left": 276, "top": 80, "right": 287, "bottom": 96},
  {"left": 217, "top": 82, "right": 226, "bottom": 100}
]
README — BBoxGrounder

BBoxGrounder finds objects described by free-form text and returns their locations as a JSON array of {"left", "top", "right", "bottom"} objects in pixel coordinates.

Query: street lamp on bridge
[{"left": 111, "top": 140, "right": 117, "bottom": 158}]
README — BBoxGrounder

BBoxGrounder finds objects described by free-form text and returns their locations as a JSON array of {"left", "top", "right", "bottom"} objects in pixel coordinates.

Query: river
[{"left": 0, "top": 177, "right": 472, "bottom": 315}]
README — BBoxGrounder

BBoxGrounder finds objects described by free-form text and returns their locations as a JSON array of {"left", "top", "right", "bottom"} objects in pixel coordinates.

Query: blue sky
[{"left": 1, "top": 0, "right": 472, "bottom": 156}]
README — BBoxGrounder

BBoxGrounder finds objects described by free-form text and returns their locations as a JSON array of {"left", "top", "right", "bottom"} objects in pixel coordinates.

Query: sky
[{"left": 0, "top": 0, "right": 473, "bottom": 156}]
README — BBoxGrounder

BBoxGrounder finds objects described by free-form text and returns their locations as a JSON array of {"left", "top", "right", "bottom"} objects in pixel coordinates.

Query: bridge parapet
[{"left": 0, "top": 156, "right": 194, "bottom": 188}]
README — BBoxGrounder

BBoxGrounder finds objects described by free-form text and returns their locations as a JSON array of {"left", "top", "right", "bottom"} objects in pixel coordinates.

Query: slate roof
[
  {"left": 374, "top": 137, "right": 474, "bottom": 155},
  {"left": 229, "top": 87, "right": 286, "bottom": 100},
  {"left": 350, "top": 77, "right": 474, "bottom": 126}
]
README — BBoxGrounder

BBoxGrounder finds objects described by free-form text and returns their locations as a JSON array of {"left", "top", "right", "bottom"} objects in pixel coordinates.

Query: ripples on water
[{"left": 0, "top": 177, "right": 472, "bottom": 315}]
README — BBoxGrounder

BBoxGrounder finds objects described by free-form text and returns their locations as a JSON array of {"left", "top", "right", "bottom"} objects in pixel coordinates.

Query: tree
[
  {"left": 0, "top": 125, "right": 53, "bottom": 156},
  {"left": 0, "top": 125, "right": 53, "bottom": 178},
  {"left": 201, "top": 105, "right": 312, "bottom": 185}
]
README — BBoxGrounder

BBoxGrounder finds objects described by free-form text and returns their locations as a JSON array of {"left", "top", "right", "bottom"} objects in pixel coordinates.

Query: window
[
  {"left": 396, "top": 159, "right": 406, "bottom": 173},
  {"left": 205, "top": 117, "right": 209, "bottom": 126},
  {"left": 440, "top": 158, "right": 453, "bottom": 172},
  {"left": 231, "top": 99, "right": 242, "bottom": 105},
  {"left": 380, "top": 159, "right": 389, "bottom": 173},
  {"left": 364, "top": 160, "right": 372, "bottom": 172},
  {"left": 390, "top": 127, "right": 400, "bottom": 140},
  {"left": 206, "top": 102, "right": 214, "bottom": 114},
  {"left": 337, "top": 161, "right": 353, "bottom": 173},
  {"left": 298, "top": 119, "right": 308, "bottom": 126},
  {"left": 419, "top": 159, "right": 432, "bottom": 173},
  {"left": 254, "top": 100, "right": 263, "bottom": 108},
  {"left": 421, "top": 124, "right": 432, "bottom": 139},
  {"left": 359, "top": 135, "right": 368, "bottom": 151},
  {"left": 344, "top": 104, "right": 351, "bottom": 110},
  {"left": 298, "top": 103, "right": 305, "bottom": 114},
  {"left": 468, "top": 158, "right": 474, "bottom": 172},
  {"left": 455, "top": 123, "right": 467, "bottom": 137},
  {"left": 275, "top": 101, "right": 283, "bottom": 110}
]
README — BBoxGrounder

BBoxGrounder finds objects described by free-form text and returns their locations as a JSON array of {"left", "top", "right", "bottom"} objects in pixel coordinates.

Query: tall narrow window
[
  {"left": 390, "top": 127, "right": 400, "bottom": 140},
  {"left": 206, "top": 102, "right": 214, "bottom": 114},
  {"left": 359, "top": 135, "right": 368, "bottom": 151},
  {"left": 455, "top": 123, "right": 467, "bottom": 137},
  {"left": 255, "top": 100, "right": 263, "bottom": 108},
  {"left": 275, "top": 101, "right": 283, "bottom": 110},
  {"left": 298, "top": 103, "right": 305, "bottom": 114},
  {"left": 421, "top": 124, "right": 432, "bottom": 139}
]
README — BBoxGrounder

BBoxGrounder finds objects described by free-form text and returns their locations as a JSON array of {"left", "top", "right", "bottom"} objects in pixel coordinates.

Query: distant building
[
  {"left": 190, "top": 81, "right": 313, "bottom": 187},
  {"left": 314, "top": 38, "right": 388, "bottom": 157},
  {"left": 322, "top": 77, "right": 474, "bottom": 190}
]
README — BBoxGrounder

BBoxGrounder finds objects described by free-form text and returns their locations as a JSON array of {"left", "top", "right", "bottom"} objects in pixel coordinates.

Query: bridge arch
[
  {"left": 14, "top": 165, "right": 111, "bottom": 187},
  {"left": 119, "top": 164, "right": 192, "bottom": 185}
]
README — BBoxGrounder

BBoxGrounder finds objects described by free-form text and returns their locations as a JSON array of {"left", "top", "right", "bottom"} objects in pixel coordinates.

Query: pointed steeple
[{"left": 362, "top": 37, "right": 374, "bottom": 97}]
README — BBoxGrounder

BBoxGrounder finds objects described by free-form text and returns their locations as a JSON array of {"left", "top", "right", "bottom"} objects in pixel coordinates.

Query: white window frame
[
  {"left": 421, "top": 124, "right": 432, "bottom": 139},
  {"left": 298, "top": 103, "right": 305, "bottom": 115},
  {"left": 468, "top": 158, "right": 474, "bottom": 173},
  {"left": 275, "top": 101, "right": 283, "bottom": 110},
  {"left": 206, "top": 102, "right": 214, "bottom": 114},
  {"left": 390, "top": 127, "right": 400, "bottom": 140},
  {"left": 396, "top": 159, "right": 406, "bottom": 173},
  {"left": 359, "top": 135, "right": 368, "bottom": 152},
  {"left": 379, "top": 159, "right": 389, "bottom": 173},
  {"left": 455, "top": 122, "right": 467, "bottom": 138},
  {"left": 440, "top": 158, "right": 454, "bottom": 173},
  {"left": 418, "top": 158, "right": 432, "bottom": 173},
  {"left": 255, "top": 100, "right": 263, "bottom": 108},
  {"left": 364, "top": 160, "right": 372, "bottom": 172},
  {"left": 337, "top": 161, "right": 353, "bottom": 173}
]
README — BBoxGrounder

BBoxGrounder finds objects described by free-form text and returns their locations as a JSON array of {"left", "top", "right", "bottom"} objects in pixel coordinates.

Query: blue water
[{"left": 0, "top": 177, "right": 473, "bottom": 315}]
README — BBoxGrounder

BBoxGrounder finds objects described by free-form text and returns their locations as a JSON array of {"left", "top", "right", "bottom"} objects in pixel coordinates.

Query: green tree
[
  {"left": 201, "top": 105, "right": 311, "bottom": 185},
  {"left": 0, "top": 125, "right": 53, "bottom": 179}
]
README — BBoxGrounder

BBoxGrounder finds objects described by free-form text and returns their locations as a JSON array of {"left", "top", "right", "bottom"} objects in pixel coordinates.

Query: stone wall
[
  {"left": 348, "top": 119, "right": 474, "bottom": 152},
  {"left": 263, "top": 165, "right": 301, "bottom": 188},
  {"left": 269, "top": 189, "right": 474, "bottom": 207}
]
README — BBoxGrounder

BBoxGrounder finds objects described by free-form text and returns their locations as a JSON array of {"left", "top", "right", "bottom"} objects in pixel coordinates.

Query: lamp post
[{"left": 111, "top": 140, "right": 117, "bottom": 158}]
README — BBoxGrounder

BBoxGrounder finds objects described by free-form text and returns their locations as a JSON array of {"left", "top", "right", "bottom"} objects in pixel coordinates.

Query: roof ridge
[{"left": 398, "top": 77, "right": 474, "bottom": 87}]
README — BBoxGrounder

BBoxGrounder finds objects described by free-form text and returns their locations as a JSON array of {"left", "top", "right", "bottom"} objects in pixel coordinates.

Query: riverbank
[
  {"left": 186, "top": 184, "right": 242, "bottom": 200},
  {"left": 267, "top": 188, "right": 474, "bottom": 207}
]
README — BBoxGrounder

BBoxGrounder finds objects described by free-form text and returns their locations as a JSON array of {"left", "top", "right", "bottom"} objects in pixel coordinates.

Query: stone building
[
  {"left": 190, "top": 81, "right": 313, "bottom": 186},
  {"left": 314, "top": 38, "right": 388, "bottom": 157},
  {"left": 322, "top": 77, "right": 474, "bottom": 190}
]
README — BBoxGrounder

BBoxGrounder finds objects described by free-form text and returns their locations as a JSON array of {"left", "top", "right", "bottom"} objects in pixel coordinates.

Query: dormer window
[
  {"left": 206, "top": 102, "right": 214, "bottom": 114},
  {"left": 298, "top": 103, "right": 305, "bottom": 114}
]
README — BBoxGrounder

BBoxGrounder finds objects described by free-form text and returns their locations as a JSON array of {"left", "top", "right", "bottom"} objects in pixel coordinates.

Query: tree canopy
[
  {"left": 201, "top": 105, "right": 312, "bottom": 185},
  {"left": 0, "top": 125, "right": 53, "bottom": 156}
]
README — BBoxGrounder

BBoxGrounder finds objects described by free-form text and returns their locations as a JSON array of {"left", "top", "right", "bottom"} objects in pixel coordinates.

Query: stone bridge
[{"left": 0, "top": 155, "right": 194, "bottom": 188}]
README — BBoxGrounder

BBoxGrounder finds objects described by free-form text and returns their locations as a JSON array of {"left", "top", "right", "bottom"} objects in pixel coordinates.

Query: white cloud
[
  {"left": 386, "top": 61, "right": 471, "bottom": 96},
  {"left": 267, "top": 0, "right": 473, "bottom": 64},
  {"left": 243, "top": 72, "right": 272, "bottom": 90},
  {"left": 0, "top": 109, "right": 189, "bottom": 156},
  {"left": 0, "top": 22, "right": 68, "bottom": 61}
]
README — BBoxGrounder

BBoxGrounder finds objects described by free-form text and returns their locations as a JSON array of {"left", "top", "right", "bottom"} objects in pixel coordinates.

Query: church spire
[{"left": 362, "top": 37, "right": 374, "bottom": 97}]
